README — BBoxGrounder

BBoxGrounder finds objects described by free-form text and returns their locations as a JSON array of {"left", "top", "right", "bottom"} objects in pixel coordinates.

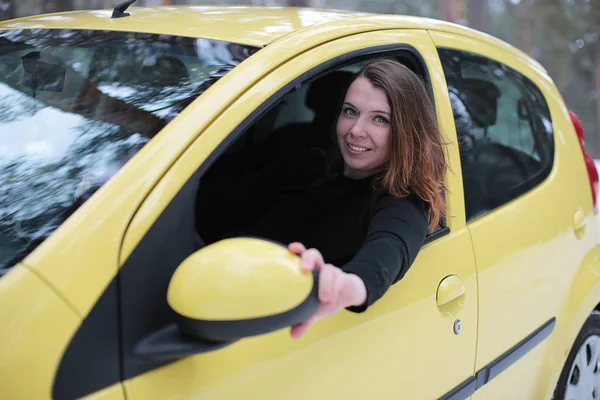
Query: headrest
[
  {"left": 306, "top": 71, "right": 354, "bottom": 113},
  {"left": 141, "top": 56, "right": 188, "bottom": 85},
  {"left": 461, "top": 78, "right": 501, "bottom": 128}
]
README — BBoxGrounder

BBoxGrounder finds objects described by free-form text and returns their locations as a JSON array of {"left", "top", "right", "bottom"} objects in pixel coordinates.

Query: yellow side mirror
[{"left": 167, "top": 237, "right": 319, "bottom": 342}]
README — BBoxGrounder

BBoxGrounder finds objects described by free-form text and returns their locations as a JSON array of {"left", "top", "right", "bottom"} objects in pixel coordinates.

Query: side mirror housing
[
  {"left": 169, "top": 237, "right": 319, "bottom": 342},
  {"left": 135, "top": 238, "right": 318, "bottom": 361}
]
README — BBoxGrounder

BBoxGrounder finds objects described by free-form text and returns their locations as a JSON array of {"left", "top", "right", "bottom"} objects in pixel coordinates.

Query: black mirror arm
[{"left": 134, "top": 324, "right": 236, "bottom": 362}]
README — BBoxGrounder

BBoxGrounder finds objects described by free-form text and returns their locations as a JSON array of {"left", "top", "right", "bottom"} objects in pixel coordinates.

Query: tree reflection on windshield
[{"left": 0, "top": 29, "right": 258, "bottom": 273}]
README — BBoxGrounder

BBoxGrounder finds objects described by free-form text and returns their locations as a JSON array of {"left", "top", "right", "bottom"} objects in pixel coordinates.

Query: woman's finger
[
  {"left": 288, "top": 242, "right": 306, "bottom": 255},
  {"left": 290, "top": 321, "right": 310, "bottom": 339},
  {"left": 290, "top": 314, "right": 318, "bottom": 339},
  {"left": 318, "top": 263, "right": 336, "bottom": 303},
  {"left": 300, "top": 248, "right": 324, "bottom": 272},
  {"left": 329, "top": 267, "right": 346, "bottom": 305}
]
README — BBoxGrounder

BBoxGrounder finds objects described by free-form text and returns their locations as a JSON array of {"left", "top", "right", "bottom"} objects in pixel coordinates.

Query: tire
[{"left": 554, "top": 310, "right": 600, "bottom": 400}]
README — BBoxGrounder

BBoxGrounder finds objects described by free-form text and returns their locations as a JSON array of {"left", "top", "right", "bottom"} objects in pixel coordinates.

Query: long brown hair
[{"left": 336, "top": 60, "right": 447, "bottom": 232}]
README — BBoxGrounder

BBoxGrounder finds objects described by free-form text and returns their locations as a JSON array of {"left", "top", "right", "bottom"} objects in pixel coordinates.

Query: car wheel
[{"left": 554, "top": 311, "right": 600, "bottom": 400}]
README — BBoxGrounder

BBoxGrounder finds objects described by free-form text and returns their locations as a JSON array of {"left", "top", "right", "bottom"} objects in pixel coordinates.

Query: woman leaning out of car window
[{"left": 238, "top": 59, "right": 448, "bottom": 338}]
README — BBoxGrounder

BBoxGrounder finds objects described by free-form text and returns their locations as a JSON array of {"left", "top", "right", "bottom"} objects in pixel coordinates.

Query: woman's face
[{"left": 336, "top": 77, "right": 391, "bottom": 179}]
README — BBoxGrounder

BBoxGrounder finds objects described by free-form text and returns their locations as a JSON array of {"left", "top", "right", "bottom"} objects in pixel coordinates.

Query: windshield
[{"left": 0, "top": 29, "right": 258, "bottom": 274}]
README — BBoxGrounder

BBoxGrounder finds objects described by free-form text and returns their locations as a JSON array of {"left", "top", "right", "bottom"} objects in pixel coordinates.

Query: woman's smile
[{"left": 346, "top": 142, "right": 371, "bottom": 154}]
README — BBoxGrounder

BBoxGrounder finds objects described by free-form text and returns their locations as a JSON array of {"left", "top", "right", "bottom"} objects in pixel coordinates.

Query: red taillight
[{"left": 570, "top": 110, "right": 599, "bottom": 212}]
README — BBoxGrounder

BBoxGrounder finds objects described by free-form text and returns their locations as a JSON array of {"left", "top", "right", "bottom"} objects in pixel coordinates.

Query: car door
[
  {"left": 118, "top": 30, "right": 478, "bottom": 400},
  {"left": 431, "top": 32, "right": 594, "bottom": 399}
]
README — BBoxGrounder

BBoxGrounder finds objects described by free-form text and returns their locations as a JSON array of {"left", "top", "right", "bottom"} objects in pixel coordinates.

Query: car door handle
[
  {"left": 573, "top": 207, "right": 586, "bottom": 239},
  {"left": 436, "top": 275, "right": 466, "bottom": 318}
]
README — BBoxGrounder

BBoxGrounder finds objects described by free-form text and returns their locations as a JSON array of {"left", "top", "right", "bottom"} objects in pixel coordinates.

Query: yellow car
[{"left": 1, "top": 3, "right": 599, "bottom": 400}]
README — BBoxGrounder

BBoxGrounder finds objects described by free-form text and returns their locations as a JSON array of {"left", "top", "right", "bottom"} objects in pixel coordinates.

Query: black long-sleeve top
[{"left": 197, "top": 151, "right": 429, "bottom": 312}]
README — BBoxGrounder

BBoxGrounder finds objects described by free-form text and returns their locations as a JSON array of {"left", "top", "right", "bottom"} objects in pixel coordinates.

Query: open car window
[
  {"left": 196, "top": 52, "right": 446, "bottom": 248},
  {"left": 0, "top": 29, "right": 258, "bottom": 274}
]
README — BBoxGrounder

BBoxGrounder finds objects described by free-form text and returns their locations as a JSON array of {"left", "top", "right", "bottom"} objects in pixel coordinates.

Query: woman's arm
[
  {"left": 286, "top": 194, "right": 428, "bottom": 337},
  {"left": 341, "top": 193, "right": 429, "bottom": 312}
]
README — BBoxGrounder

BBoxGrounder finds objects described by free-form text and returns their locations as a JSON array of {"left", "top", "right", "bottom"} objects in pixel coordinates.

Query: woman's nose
[{"left": 349, "top": 118, "right": 368, "bottom": 137}]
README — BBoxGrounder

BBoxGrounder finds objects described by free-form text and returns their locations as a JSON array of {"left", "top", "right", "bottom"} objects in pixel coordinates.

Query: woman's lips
[{"left": 347, "top": 142, "right": 370, "bottom": 154}]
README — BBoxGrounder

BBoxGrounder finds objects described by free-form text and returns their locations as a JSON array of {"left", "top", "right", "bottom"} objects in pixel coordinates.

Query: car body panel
[
  {"left": 431, "top": 31, "right": 598, "bottom": 399},
  {"left": 119, "top": 29, "right": 479, "bottom": 400},
  {"left": 82, "top": 384, "right": 125, "bottom": 400},
  {"left": 0, "top": 265, "right": 81, "bottom": 398},
  {"left": 536, "top": 244, "right": 600, "bottom": 399}
]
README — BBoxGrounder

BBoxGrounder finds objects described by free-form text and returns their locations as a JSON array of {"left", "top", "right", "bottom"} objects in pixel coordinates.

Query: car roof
[
  {"left": 0, "top": 6, "right": 367, "bottom": 47},
  {"left": 0, "top": 5, "right": 545, "bottom": 74}
]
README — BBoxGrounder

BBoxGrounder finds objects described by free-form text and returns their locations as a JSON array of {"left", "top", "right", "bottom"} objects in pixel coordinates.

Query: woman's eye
[
  {"left": 343, "top": 107, "right": 357, "bottom": 116},
  {"left": 374, "top": 116, "right": 389, "bottom": 124}
]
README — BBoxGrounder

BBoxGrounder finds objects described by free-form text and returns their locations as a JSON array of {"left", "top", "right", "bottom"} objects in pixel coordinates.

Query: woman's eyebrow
[{"left": 344, "top": 101, "right": 390, "bottom": 115}]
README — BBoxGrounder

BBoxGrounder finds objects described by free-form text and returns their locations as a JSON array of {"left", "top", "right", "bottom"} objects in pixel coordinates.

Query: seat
[
  {"left": 259, "top": 70, "right": 353, "bottom": 167},
  {"left": 304, "top": 70, "right": 354, "bottom": 150}
]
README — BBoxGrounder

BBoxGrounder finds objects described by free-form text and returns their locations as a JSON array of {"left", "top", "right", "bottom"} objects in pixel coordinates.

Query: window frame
[
  {"left": 195, "top": 44, "right": 448, "bottom": 238},
  {"left": 120, "top": 42, "right": 446, "bottom": 378}
]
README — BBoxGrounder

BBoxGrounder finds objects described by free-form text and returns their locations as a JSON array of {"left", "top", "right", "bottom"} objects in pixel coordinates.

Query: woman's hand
[{"left": 288, "top": 242, "right": 367, "bottom": 339}]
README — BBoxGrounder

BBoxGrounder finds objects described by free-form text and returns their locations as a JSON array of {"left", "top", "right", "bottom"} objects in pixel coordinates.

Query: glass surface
[{"left": 0, "top": 29, "right": 258, "bottom": 273}]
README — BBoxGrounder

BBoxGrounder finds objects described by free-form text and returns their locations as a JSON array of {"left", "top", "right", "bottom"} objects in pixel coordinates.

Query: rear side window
[
  {"left": 438, "top": 48, "right": 554, "bottom": 221},
  {"left": 0, "top": 29, "right": 257, "bottom": 274}
]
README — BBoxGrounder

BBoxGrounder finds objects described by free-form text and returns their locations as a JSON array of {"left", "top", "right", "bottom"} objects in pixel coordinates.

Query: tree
[
  {"left": 0, "top": 0, "right": 14, "bottom": 21},
  {"left": 467, "top": 0, "right": 488, "bottom": 32},
  {"left": 43, "top": 0, "right": 75, "bottom": 13},
  {"left": 440, "top": 0, "right": 466, "bottom": 24},
  {"left": 91, "top": 0, "right": 112, "bottom": 8},
  {"left": 501, "top": 0, "right": 536, "bottom": 56},
  {"left": 287, "top": 0, "right": 311, "bottom": 6}
]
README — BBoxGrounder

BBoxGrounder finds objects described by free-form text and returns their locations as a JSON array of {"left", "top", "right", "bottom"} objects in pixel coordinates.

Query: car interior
[
  {"left": 195, "top": 52, "right": 433, "bottom": 247},
  {"left": 448, "top": 73, "right": 553, "bottom": 220}
]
